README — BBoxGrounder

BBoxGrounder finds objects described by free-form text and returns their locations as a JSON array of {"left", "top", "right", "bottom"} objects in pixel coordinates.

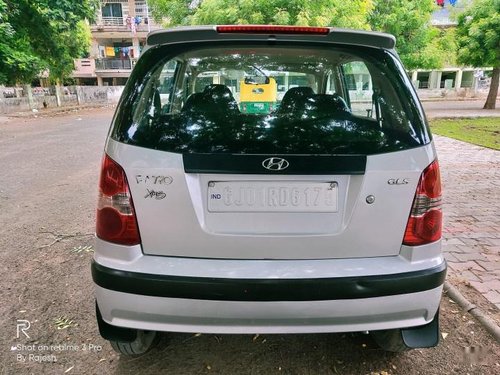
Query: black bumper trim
[
  {"left": 182, "top": 154, "right": 367, "bottom": 175},
  {"left": 92, "top": 260, "right": 447, "bottom": 302}
]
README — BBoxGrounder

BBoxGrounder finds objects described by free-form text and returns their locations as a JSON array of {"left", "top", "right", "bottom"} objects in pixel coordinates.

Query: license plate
[{"left": 208, "top": 181, "right": 338, "bottom": 213}]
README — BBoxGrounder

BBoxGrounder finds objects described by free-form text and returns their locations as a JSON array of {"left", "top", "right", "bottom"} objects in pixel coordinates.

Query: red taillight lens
[
  {"left": 96, "top": 155, "right": 141, "bottom": 246},
  {"left": 216, "top": 25, "right": 330, "bottom": 35},
  {"left": 403, "top": 160, "right": 442, "bottom": 246}
]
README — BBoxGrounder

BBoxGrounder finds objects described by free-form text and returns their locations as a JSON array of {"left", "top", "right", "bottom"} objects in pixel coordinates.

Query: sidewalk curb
[
  {"left": 420, "top": 98, "right": 486, "bottom": 102},
  {"left": 427, "top": 115, "right": 500, "bottom": 119},
  {"left": 444, "top": 281, "right": 500, "bottom": 343}
]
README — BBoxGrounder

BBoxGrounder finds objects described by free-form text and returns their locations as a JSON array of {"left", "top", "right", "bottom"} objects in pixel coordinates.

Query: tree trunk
[{"left": 483, "top": 67, "right": 499, "bottom": 109}]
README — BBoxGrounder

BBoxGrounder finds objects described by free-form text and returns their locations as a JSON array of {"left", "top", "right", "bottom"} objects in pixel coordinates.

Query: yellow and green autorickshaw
[{"left": 239, "top": 76, "right": 277, "bottom": 114}]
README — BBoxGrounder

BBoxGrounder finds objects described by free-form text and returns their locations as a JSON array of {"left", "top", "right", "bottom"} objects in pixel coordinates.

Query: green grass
[{"left": 429, "top": 117, "right": 500, "bottom": 150}]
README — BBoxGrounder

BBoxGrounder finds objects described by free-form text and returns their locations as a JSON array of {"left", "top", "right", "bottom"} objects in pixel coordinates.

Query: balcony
[
  {"left": 95, "top": 58, "right": 137, "bottom": 71},
  {"left": 73, "top": 59, "right": 96, "bottom": 78},
  {"left": 102, "top": 16, "right": 124, "bottom": 26},
  {"left": 91, "top": 16, "right": 126, "bottom": 32},
  {"left": 91, "top": 16, "right": 161, "bottom": 32}
]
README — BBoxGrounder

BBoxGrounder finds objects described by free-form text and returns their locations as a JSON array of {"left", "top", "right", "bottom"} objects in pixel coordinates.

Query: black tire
[
  {"left": 109, "top": 330, "right": 159, "bottom": 356},
  {"left": 371, "top": 329, "right": 410, "bottom": 353}
]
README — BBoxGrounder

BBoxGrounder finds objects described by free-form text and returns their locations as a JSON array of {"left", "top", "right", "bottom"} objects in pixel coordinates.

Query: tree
[
  {"left": 368, "top": 0, "right": 446, "bottom": 70},
  {"left": 45, "top": 21, "right": 92, "bottom": 82},
  {"left": 0, "top": 0, "right": 45, "bottom": 84},
  {"left": 456, "top": 0, "right": 500, "bottom": 109},
  {"left": 149, "top": 1, "right": 449, "bottom": 70},
  {"left": 148, "top": 0, "right": 372, "bottom": 29},
  {"left": 148, "top": 0, "right": 196, "bottom": 26},
  {"left": 148, "top": 1, "right": 461, "bottom": 73},
  {"left": 0, "top": 0, "right": 96, "bottom": 85}
]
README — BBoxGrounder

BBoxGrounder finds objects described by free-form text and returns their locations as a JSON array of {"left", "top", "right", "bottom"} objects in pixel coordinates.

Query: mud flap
[
  {"left": 95, "top": 301, "right": 138, "bottom": 342},
  {"left": 401, "top": 309, "right": 440, "bottom": 348}
]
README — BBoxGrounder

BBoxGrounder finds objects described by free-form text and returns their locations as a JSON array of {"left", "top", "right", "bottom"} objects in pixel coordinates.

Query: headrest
[
  {"left": 278, "top": 86, "right": 315, "bottom": 113},
  {"left": 182, "top": 84, "right": 239, "bottom": 114}
]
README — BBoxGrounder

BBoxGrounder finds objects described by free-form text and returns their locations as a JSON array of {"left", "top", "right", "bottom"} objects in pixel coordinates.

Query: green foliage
[
  {"left": 0, "top": 0, "right": 97, "bottom": 84},
  {"left": 456, "top": 0, "right": 500, "bottom": 68},
  {"left": 47, "top": 21, "right": 92, "bottom": 82},
  {"left": 368, "top": 0, "right": 443, "bottom": 70},
  {"left": 149, "top": 0, "right": 372, "bottom": 29},
  {"left": 0, "top": 0, "right": 44, "bottom": 84},
  {"left": 435, "top": 28, "right": 458, "bottom": 67},
  {"left": 148, "top": 0, "right": 463, "bottom": 70},
  {"left": 148, "top": 0, "right": 196, "bottom": 26},
  {"left": 148, "top": 0, "right": 447, "bottom": 69}
]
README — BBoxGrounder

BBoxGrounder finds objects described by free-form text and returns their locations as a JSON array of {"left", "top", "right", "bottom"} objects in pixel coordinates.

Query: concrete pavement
[
  {"left": 435, "top": 135, "right": 500, "bottom": 309},
  {"left": 422, "top": 98, "right": 500, "bottom": 311}
]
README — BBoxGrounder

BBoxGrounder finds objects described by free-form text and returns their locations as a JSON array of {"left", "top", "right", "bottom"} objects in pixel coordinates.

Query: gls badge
[{"left": 388, "top": 178, "right": 409, "bottom": 185}]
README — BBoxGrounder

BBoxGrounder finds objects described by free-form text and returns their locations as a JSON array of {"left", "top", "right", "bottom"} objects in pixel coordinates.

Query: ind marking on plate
[{"left": 208, "top": 181, "right": 338, "bottom": 213}]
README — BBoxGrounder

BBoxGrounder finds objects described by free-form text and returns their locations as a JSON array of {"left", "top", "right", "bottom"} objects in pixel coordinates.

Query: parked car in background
[{"left": 92, "top": 25, "right": 445, "bottom": 355}]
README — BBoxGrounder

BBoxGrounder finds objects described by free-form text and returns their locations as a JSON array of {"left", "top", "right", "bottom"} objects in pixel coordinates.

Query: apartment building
[{"left": 73, "top": 0, "right": 161, "bottom": 86}]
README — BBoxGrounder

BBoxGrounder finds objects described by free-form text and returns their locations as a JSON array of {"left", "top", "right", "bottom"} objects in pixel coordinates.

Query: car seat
[
  {"left": 277, "top": 86, "right": 315, "bottom": 114},
  {"left": 182, "top": 84, "right": 239, "bottom": 114}
]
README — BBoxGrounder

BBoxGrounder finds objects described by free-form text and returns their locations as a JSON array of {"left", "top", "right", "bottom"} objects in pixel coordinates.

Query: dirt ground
[{"left": 0, "top": 108, "right": 499, "bottom": 375}]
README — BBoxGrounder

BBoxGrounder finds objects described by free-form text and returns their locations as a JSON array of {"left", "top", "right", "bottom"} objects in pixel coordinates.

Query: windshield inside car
[{"left": 112, "top": 44, "right": 429, "bottom": 155}]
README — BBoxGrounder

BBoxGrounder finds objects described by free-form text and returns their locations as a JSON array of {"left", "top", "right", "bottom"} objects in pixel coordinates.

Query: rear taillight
[
  {"left": 96, "top": 154, "right": 140, "bottom": 246},
  {"left": 403, "top": 160, "right": 442, "bottom": 246}
]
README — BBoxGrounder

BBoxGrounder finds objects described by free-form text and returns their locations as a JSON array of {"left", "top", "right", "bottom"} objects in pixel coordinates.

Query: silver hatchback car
[{"left": 92, "top": 25, "right": 446, "bottom": 355}]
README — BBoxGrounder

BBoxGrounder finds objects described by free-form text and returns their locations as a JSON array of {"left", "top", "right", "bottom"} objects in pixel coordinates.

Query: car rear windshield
[{"left": 111, "top": 43, "right": 430, "bottom": 155}]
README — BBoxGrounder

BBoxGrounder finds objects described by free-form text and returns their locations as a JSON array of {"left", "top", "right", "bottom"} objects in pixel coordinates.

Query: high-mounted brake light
[
  {"left": 403, "top": 160, "right": 442, "bottom": 246},
  {"left": 216, "top": 25, "right": 330, "bottom": 35},
  {"left": 96, "top": 155, "right": 141, "bottom": 246}
]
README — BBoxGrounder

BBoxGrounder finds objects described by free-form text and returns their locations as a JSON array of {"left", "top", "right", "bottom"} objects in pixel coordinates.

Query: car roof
[{"left": 146, "top": 25, "right": 396, "bottom": 50}]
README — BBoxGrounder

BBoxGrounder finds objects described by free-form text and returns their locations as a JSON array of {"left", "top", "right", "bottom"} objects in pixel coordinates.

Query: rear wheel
[
  {"left": 371, "top": 329, "right": 410, "bottom": 353},
  {"left": 109, "top": 330, "right": 159, "bottom": 356}
]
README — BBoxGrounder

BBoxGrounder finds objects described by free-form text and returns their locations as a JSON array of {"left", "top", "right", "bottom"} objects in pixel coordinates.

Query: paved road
[
  {"left": 0, "top": 108, "right": 498, "bottom": 374},
  {"left": 0, "top": 109, "right": 108, "bottom": 374},
  {"left": 423, "top": 99, "right": 500, "bottom": 118}
]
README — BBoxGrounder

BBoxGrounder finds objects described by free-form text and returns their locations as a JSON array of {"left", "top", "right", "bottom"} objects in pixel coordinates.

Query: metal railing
[
  {"left": 95, "top": 58, "right": 137, "bottom": 70},
  {"left": 100, "top": 16, "right": 124, "bottom": 26}
]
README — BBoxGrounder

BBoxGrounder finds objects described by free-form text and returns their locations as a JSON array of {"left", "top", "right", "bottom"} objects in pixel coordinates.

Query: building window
[{"left": 102, "top": 3, "right": 123, "bottom": 18}]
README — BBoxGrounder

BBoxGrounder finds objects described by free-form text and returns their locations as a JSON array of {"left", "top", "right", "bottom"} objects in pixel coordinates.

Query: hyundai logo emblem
[{"left": 262, "top": 157, "right": 289, "bottom": 171}]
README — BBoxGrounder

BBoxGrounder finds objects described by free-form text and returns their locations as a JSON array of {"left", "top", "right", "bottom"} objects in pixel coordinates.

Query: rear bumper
[
  {"left": 92, "top": 259, "right": 446, "bottom": 334},
  {"left": 92, "top": 260, "right": 446, "bottom": 301}
]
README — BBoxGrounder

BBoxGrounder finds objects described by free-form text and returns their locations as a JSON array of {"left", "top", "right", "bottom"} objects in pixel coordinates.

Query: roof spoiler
[{"left": 146, "top": 26, "right": 396, "bottom": 50}]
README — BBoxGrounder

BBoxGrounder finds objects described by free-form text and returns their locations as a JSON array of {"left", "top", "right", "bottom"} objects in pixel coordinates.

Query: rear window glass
[{"left": 112, "top": 43, "right": 430, "bottom": 155}]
